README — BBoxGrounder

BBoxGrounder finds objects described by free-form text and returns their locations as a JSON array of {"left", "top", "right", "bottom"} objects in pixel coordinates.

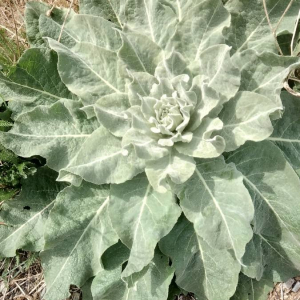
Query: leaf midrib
[
  {"left": 45, "top": 196, "right": 110, "bottom": 294},
  {"left": 195, "top": 168, "right": 239, "bottom": 259}
]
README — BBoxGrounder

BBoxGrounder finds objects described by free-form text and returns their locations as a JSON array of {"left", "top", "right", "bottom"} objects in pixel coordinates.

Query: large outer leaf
[
  {"left": 0, "top": 48, "right": 74, "bottom": 117},
  {"left": 219, "top": 91, "right": 281, "bottom": 151},
  {"left": 198, "top": 44, "right": 240, "bottom": 102},
  {"left": 175, "top": 156, "right": 254, "bottom": 262},
  {"left": 25, "top": 2, "right": 74, "bottom": 47},
  {"left": 48, "top": 38, "right": 125, "bottom": 106},
  {"left": 91, "top": 250, "right": 174, "bottom": 300},
  {"left": 0, "top": 100, "right": 98, "bottom": 174},
  {"left": 227, "top": 141, "right": 300, "bottom": 281},
  {"left": 125, "top": 0, "right": 177, "bottom": 48},
  {"left": 241, "top": 234, "right": 264, "bottom": 280},
  {"left": 39, "top": 14, "right": 122, "bottom": 51},
  {"left": 160, "top": 215, "right": 240, "bottom": 300},
  {"left": 118, "top": 30, "right": 162, "bottom": 75},
  {"left": 0, "top": 167, "right": 66, "bottom": 257},
  {"left": 233, "top": 50, "right": 300, "bottom": 110},
  {"left": 231, "top": 274, "right": 273, "bottom": 300},
  {"left": 79, "top": 0, "right": 126, "bottom": 27},
  {"left": 169, "top": 0, "right": 230, "bottom": 62},
  {"left": 61, "top": 126, "right": 144, "bottom": 185},
  {"left": 225, "top": 0, "right": 300, "bottom": 54},
  {"left": 109, "top": 173, "right": 181, "bottom": 278},
  {"left": 268, "top": 91, "right": 300, "bottom": 176},
  {"left": 41, "top": 182, "right": 118, "bottom": 300}
]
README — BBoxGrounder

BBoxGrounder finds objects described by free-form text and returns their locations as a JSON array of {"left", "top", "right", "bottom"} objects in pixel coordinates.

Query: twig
[
  {"left": 28, "top": 278, "right": 44, "bottom": 295},
  {"left": 289, "top": 76, "right": 300, "bottom": 83},
  {"left": 291, "top": 9, "right": 300, "bottom": 55},
  {"left": 0, "top": 24, "right": 15, "bottom": 36},
  {"left": 14, "top": 281, "right": 26, "bottom": 295},
  {"left": 8, "top": 0, "right": 20, "bottom": 61},
  {"left": 58, "top": 0, "right": 74, "bottom": 42},
  {"left": 284, "top": 78, "right": 300, "bottom": 97},
  {"left": 274, "top": 0, "right": 294, "bottom": 32},
  {"left": 46, "top": 0, "right": 57, "bottom": 17},
  {"left": 263, "top": 0, "right": 283, "bottom": 55}
]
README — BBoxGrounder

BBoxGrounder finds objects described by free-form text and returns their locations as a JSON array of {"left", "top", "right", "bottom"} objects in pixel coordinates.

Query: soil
[{"left": 268, "top": 279, "right": 300, "bottom": 300}]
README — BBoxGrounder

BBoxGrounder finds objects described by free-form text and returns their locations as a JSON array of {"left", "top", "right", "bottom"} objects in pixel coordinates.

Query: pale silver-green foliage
[
  {"left": 0, "top": 167, "right": 66, "bottom": 256},
  {"left": 268, "top": 91, "right": 300, "bottom": 176},
  {"left": 41, "top": 182, "right": 118, "bottom": 300},
  {"left": 160, "top": 215, "right": 241, "bottom": 300},
  {"left": 109, "top": 173, "right": 181, "bottom": 278},
  {"left": 1, "top": 0, "right": 300, "bottom": 300},
  {"left": 227, "top": 141, "right": 300, "bottom": 282}
]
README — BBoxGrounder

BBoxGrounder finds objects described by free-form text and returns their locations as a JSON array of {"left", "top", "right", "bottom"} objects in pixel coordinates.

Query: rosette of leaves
[{"left": 1, "top": 0, "right": 300, "bottom": 300}]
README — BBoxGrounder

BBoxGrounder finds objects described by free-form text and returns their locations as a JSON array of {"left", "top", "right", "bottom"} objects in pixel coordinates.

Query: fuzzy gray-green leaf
[
  {"left": 109, "top": 173, "right": 181, "bottom": 278},
  {"left": 41, "top": 182, "right": 118, "bottom": 300},
  {"left": 227, "top": 141, "right": 300, "bottom": 281},
  {"left": 160, "top": 215, "right": 240, "bottom": 300},
  {"left": 176, "top": 157, "right": 254, "bottom": 262},
  {"left": 0, "top": 167, "right": 66, "bottom": 257}
]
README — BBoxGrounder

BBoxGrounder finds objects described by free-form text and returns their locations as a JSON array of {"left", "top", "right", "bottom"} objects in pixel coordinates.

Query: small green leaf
[{"left": 175, "top": 117, "right": 225, "bottom": 158}]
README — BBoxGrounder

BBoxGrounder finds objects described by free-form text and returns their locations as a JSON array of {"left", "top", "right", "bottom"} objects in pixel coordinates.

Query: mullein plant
[{"left": 1, "top": 0, "right": 300, "bottom": 299}]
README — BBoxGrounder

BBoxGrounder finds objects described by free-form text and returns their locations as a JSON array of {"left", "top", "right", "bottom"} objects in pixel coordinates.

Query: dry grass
[
  {"left": 268, "top": 279, "right": 300, "bottom": 300},
  {"left": 0, "top": 0, "right": 78, "bottom": 68},
  {"left": 0, "top": 251, "right": 82, "bottom": 300},
  {"left": 0, "top": 0, "right": 79, "bottom": 40}
]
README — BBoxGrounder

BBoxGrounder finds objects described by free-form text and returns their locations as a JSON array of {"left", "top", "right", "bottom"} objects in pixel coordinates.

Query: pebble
[
  {"left": 292, "top": 281, "right": 300, "bottom": 293},
  {"left": 284, "top": 278, "right": 295, "bottom": 289}
]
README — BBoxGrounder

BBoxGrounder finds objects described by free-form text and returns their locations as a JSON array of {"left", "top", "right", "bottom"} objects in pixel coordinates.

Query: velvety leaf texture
[
  {"left": 0, "top": 167, "right": 66, "bottom": 257},
  {"left": 41, "top": 182, "right": 118, "bottom": 300},
  {"left": 1, "top": 0, "right": 300, "bottom": 300}
]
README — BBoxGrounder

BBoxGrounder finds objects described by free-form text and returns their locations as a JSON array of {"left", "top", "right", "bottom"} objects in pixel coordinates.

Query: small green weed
[
  {"left": 0, "top": 102, "right": 36, "bottom": 202},
  {"left": 0, "top": 29, "right": 26, "bottom": 74}
]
